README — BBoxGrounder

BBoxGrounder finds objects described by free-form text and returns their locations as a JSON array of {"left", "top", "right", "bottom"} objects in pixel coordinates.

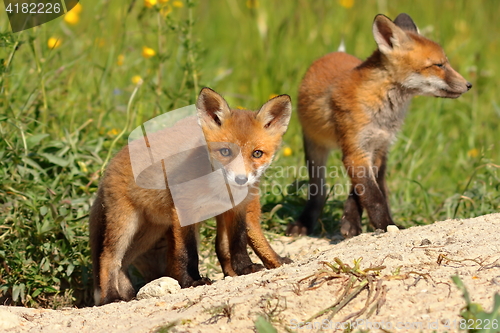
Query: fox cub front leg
[
  {"left": 215, "top": 210, "right": 263, "bottom": 276},
  {"left": 215, "top": 195, "right": 292, "bottom": 277},
  {"left": 244, "top": 195, "right": 293, "bottom": 270}
]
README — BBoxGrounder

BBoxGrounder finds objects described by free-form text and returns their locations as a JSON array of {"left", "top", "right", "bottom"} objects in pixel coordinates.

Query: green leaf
[
  {"left": 452, "top": 275, "right": 471, "bottom": 304},
  {"left": 474, "top": 293, "right": 500, "bottom": 333},
  {"left": 19, "top": 283, "right": 25, "bottom": 302},
  {"left": 59, "top": 206, "right": 68, "bottom": 216},
  {"left": 40, "top": 258, "right": 50, "bottom": 272},
  {"left": 453, "top": 276, "right": 500, "bottom": 332},
  {"left": 21, "top": 156, "right": 46, "bottom": 173},
  {"left": 12, "top": 285, "right": 20, "bottom": 302},
  {"left": 39, "top": 218, "right": 55, "bottom": 234},
  {"left": 26, "top": 134, "right": 49, "bottom": 149},
  {"left": 43, "top": 286, "right": 58, "bottom": 294},
  {"left": 66, "top": 263, "right": 75, "bottom": 277},
  {"left": 32, "top": 289, "right": 42, "bottom": 297},
  {"left": 255, "top": 316, "right": 277, "bottom": 333},
  {"left": 38, "top": 153, "right": 70, "bottom": 167}
]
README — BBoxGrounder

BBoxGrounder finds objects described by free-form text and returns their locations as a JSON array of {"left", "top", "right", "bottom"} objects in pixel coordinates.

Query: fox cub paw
[
  {"left": 236, "top": 263, "right": 265, "bottom": 275},
  {"left": 279, "top": 256, "right": 293, "bottom": 265},
  {"left": 191, "top": 277, "right": 212, "bottom": 287},
  {"left": 340, "top": 218, "right": 362, "bottom": 239},
  {"left": 285, "top": 221, "right": 309, "bottom": 236}
]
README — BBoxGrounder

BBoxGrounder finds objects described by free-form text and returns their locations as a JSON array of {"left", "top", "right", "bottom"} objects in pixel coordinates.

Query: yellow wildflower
[
  {"left": 455, "top": 20, "right": 468, "bottom": 33},
  {"left": 246, "top": 0, "right": 259, "bottom": 9},
  {"left": 236, "top": 106, "right": 246, "bottom": 110},
  {"left": 47, "top": 37, "right": 62, "bottom": 49},
  {"left": 172, "top": 1, "right": 183, "bottom": 8},
  {"left": 268, "top": 94, "right": 278, "bottom": 99},
  {"left": 72, "top": 2, "right": 82, "bottom": 13},
  {"left": 117, "top": 54, "right": 125, "bottom": 66},
  {"left": 144, "top": 0, "right": 157, "bottom": 8},
  {"left": 467, "top": 148, "right": 479, "bottom": 158},
  {"left": 64, "top": 11, "right": 80, "bottom": 25},
  {"left": 107, "top": 128, "right": 119, "bottom": 136},
  {"left": 158, "top": 0, "right": 169, "bottom": 3},
  {"left": 160, "top": 4, "right": 172, "bottom": 16},
  {"left": 142, "top": 46, "right": 156, "bottom": 58},
  {"left": 131, "top": 75, "right": 143, "bottom": 85},
  {"left": 338, "top": 0, "right": 354, "bottom": 8},
  {"left": 283, "top": 147, "right": 292, "bottom": 157},
  {"left": 77, "top": 161, "right": 88, "bottom": 173},
  {"left": 95, "top": 38, "right": 105, "bottom": 47}
]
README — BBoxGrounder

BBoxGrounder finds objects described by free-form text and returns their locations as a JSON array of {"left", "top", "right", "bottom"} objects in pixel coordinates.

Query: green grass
[
  {"left": 453, "top": 275, "right": 500, "bottom": 332},
  {"left": 0, "top": 0, "right": 499, "bottom": 307}
]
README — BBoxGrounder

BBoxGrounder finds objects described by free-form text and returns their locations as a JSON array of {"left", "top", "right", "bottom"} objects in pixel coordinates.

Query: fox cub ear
[
  {"left": 256, "top": 94, "right": 292, "bottom": 135},
  {"left": 197, "top": 87, "right": 232, "bottom": 128},
  {"left": 393, "top": 13, "right": 419, "bottom": 34},
  {"left": 372, "top": 14, "right": 411, "bottom": 54}
]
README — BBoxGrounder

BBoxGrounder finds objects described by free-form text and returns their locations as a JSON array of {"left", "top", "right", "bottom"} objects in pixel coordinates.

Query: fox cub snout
[
  {"left": 287, "top": 13, "right": 471, "bottom": 238},
  {"left": 90, "top": 88, "right": 292, "bottom": 305}
]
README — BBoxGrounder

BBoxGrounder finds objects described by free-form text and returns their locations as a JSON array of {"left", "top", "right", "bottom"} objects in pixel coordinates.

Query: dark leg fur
[
  {"left": 287, "top": 135, "right": 330, "bottom": 235},
  {"left": 341, "top": 153, "right": 394, "bottom": 237},
  {"left": 230, "top": 212, "right": 264, "bottom": 275},
  {"left": 340, "top": 187, "right": 363, "bottom": 238},
  {"left": 165, "top": 222, "right": 211, "bottom": 287}
]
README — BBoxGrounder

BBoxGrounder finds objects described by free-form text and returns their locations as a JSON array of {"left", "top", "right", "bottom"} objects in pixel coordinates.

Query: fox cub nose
[
  {"left": 235, "top": 175, "right": 248, "bottom": 185},
  {"left": 466, "top": 82, "right": 472, "bottom": 91}
]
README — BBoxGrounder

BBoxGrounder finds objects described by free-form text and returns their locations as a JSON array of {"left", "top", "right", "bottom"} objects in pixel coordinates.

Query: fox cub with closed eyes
[{"left": 287, "top": 13, "right": 472, "bottom": 238}]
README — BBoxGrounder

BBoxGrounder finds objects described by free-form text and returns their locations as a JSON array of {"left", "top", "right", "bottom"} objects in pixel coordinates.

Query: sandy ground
[{"left": 2, "top": 213, "right": 500, "bottom": 333}]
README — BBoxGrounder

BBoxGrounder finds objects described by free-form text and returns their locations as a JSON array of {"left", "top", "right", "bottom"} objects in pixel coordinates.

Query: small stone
[
  {"left": 420, "top": 239, "right": 432, "bottom": 246},
  {"left": 136, "top": 277, "right": 181, "bottom": 300},
  {"left": 172, "top": 300, "right": 188, "bottom": 310},
  {"left": 387, "top": 253, "right": 403, "bottom": 261},
  {"left": 387, "top": 225, "right": 399, "bottom": 233}
]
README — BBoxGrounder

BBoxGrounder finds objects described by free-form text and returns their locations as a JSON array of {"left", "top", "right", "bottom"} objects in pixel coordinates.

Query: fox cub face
[
  {"left": 196, "top": 88, "right": 292, "bottom": 188},
  {"left": 373, "top": 13, "right": 472, "bottom": 99}
]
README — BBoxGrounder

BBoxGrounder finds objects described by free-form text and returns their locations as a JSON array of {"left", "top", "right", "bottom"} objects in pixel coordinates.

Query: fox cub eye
[
  {"left": 219, "top": 148, "right": 232, "bottom": 157},
  {"left": 434, "top": 63, "right": 444, "bottom": 68},
  {"left": 252, "top": 150, "right": 263, "bottom": 158}
]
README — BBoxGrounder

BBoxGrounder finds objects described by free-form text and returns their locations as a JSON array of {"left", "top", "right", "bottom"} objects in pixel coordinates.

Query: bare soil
[{"left": 2, "top": 213, "right": 500, "bottom": 333}]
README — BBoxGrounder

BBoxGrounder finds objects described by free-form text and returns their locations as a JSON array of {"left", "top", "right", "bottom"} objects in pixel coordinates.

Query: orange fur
[
  {"left": 90, "top": 88, "right": 292, "bottom": 305},
  {"left": 288, "top": 13, "right": 471, "bottom": 238}
]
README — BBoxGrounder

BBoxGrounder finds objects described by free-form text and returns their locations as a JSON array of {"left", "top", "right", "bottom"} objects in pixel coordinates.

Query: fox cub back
[
  {"left": 287, "top": 13, "right": 471, "bottom": 237},
  {"left": 90, "top": 88, "right": 292, "bottom": 305}
]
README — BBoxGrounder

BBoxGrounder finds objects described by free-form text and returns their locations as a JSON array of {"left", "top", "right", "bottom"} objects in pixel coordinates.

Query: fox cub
[
  {"left": 90, "top": 88, "right": 292, "bottom": 305},
  {"left": 287, "top": 13, "right": 472, "bottom": 238}
]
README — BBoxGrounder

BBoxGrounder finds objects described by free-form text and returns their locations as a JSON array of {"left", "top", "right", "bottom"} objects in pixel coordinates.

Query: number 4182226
[{"left": 5, "top": 2, "right": 62, "bottom": 14}]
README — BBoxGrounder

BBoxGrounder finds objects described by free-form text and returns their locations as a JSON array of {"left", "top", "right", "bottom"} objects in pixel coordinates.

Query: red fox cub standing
[
  {"left": 90, "top": 88, "right": 292, "bottom": 305},
  {"left": 287, "top": 13, "right": 472, "bottom": 238}
]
